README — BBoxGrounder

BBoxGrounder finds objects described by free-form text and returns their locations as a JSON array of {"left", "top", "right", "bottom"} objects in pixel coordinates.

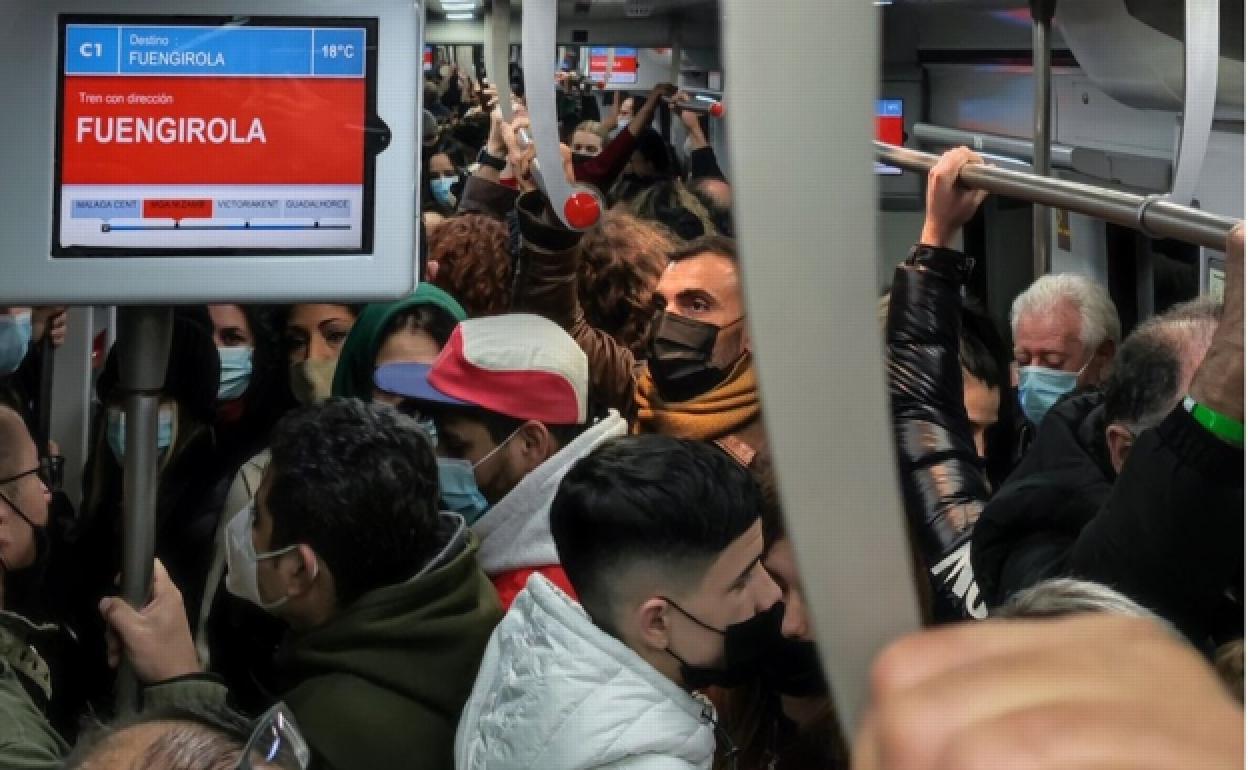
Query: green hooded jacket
[
  {"left": 0, "top": 613, "right": 65, "bottom": 770},
  {"left": 330, "top": 284, "right": 466, "bottom": 400},
  {"left": 276, "top": 518, "right": 503, "bottom": 770}
]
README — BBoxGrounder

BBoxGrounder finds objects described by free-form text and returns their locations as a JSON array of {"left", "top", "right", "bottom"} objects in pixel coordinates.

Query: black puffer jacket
[
  {"left": 1069, "top": 406, "right": 1243, "bottom": 645},
  {"left": 887, "top": 245, "right": 991, "bottom": 623},
  {"left": 974, "top": 392, "right": 1244, "bottom": 646},
  {"left": 971, "top": 390, "right": 1113, "bottom": 608}
]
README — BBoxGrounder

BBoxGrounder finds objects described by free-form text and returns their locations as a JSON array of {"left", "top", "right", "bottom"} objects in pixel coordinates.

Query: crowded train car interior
[{"left": 0, "top": 0, "right": 1243, "bottom": 767}]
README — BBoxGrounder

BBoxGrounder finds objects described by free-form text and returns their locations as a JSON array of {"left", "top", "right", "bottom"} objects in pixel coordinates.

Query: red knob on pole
[
  {"left": 564, "top": 191, "right": 602, "bottom": 230},
  {"left": 709, "top": 101, "right": 725, "bottom": 119}
]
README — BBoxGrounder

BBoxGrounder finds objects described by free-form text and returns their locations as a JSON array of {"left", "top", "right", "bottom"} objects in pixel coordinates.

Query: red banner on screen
[
  {"left": 61, "top": 76, "right": 366, "bottom": 185},
  {"left": 876, "top": 114, "right": 904, "bottom": 146},
  {"left": 588, "top": 50, "right": 638, "bottom": 78}
]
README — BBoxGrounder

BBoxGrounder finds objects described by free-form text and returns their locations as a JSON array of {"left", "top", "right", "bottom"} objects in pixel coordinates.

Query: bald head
[
  {"left": 0, "top": 405, "right": 30, "bottom": 481},
  {"left": 1102, "top": 298, "right": 1220, "bottom": 474},
  {"left": 66, "top": 715, "right": 250, "bottom": 770}
]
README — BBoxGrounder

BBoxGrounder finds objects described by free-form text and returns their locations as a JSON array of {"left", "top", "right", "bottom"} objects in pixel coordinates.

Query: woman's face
[
  {"left": 285, "top": 304, "right": 355, "bottom": 364},
  {"left": 429, "top": 153, "right": 456, "bottom": 181},
  {"left": 572, "top": 130, "right": 604, "bottom": 157},
  {"left": 208, "top": 305, "right": 253, "bottom": 349},
  {"left": 371, "top": 327, "right": 441, "bottom": 405}
]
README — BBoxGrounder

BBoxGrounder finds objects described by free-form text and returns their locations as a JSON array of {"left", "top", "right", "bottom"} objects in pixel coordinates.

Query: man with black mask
[
  {"left": 456, "top": 435, "right": 783, "bottom": 769},
  {"left": 514, "top": 229, "right": 767, "bottom": 472}
]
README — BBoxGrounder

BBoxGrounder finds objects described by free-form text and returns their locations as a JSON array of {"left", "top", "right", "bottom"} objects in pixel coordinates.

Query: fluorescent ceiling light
[
  {"left": 442, "top": 2, "right": 476, "bottom": 9},
  {"left": 446, "top": 12, "right": 475, "bottom": 20}
]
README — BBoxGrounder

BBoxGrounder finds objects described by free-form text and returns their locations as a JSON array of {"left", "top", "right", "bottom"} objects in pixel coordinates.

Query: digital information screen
[
  {"left": 587, "top": 47, "right": 638, "bottom": 85},
  {"left": 55, "top": 17, "right": 378, "bottom": 256},
  {"left": 875, "top": 99, "right": 904, "bottom": 176}
]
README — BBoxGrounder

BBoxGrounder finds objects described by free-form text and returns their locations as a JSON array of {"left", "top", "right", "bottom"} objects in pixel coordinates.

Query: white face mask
[{"left": 224, "top": 503, "right": 309, "bottom": 612}]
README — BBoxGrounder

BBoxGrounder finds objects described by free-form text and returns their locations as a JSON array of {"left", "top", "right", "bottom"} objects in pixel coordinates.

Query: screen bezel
[{"left": 52, "top": 14, "right": 382, "bottom": 258}]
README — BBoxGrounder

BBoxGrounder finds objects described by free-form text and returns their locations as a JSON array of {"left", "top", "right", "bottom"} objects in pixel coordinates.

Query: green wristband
[{"left": 1183, "top": 396, "right": 1245, "bottom": 448}]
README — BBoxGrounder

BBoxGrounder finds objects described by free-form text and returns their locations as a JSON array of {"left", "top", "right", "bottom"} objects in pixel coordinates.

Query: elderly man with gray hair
[
  {"left": 975, "top": 226, "right": 1244, "bottom": 647},
  {"left": 1011, "top": 273, "right": 1122, "bottom": 427}
]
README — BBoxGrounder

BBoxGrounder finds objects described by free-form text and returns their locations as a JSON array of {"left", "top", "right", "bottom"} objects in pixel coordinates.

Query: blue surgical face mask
[
  {"left": 107, "top": 406, "right": 175, "bottom": 463},
  {"left": 436, "top": 427, "right": 520, "bottom": 525},
  {"left": 430, "top": 176, "right": 456, "bottom": 207},
  {"left": 217, "top": 346, "right": 253, "bottom": 402},
  {"left": 0, "top": 311, "right": 33, "bottom": 376},
  {"left": 437, "top": 458, "right": 489, "bottom": 524},
  {"left": 1018, "top": 361, "right": 1087, "bottom": 426}
]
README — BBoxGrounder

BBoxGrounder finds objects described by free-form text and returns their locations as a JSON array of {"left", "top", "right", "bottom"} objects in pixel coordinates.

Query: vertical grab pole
[
  {"left": 35, "top": 336, "right": 54, "bottom": 464},
  {"left": 486, "top": 0, "right": 515, "bottom": 122},
  {"left": 722, "top": 0, "right": 920, "bottom": 735},
  {"left": 1031, "top": 0, "right": 1057, "bottom": 278},
  {"left": 113, "top": 307, "right": 172, "bottom": 714}
]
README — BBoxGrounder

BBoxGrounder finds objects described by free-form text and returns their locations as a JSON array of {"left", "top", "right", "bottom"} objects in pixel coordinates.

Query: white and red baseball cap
[{"left": 374, "top": 314, "right": 589, "bottom": 425}]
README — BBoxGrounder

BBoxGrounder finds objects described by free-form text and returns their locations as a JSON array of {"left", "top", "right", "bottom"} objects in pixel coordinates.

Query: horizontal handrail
[{"left": 874, "top": 141, "right": 1238, "bottom": 251}]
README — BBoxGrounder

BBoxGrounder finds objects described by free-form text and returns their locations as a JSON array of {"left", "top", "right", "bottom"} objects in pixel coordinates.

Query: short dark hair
[
  {"left": 550, "top": 435, "right": 762, "bottom": 632},
  {"left": 959, "top": 300, "right": 1007, "bottom": 389},
  {"left": 1104, "top": 303, "right": 1219, "bottom": 432},
  {"left": 669, "top": 234, "right": 737, "bottom": 265},
  {"left": 634, "top": 128, "right": 675, "bottom": 177},
  {"left": 267, "top": 399, "right": 441, "bottom": 605}
]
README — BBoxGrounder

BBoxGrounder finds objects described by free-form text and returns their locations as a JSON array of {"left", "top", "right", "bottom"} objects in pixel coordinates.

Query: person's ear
[
  {"left": 1105, "top": 423, "right": 1134, "bottom": 475},
  {"left": 516, "top": 421, "right": 555, "bottom": 467},
  {"left": 276, "top": 544, "right": 321, "bottom": 600},
  {"left": 637, "top": 597, "right": 673, "bottom": 652}
]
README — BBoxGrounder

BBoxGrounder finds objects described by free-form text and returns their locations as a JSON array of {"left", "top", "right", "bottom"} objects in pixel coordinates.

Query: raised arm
[
  {"left": 511, "top": 191, "right": 640, "bottom": 418},
  {"left": 675, "top": 98, "right": 724, "bottom": 181},
  {"left": 887, "top": 147, "right": 992, "bottom": 622}
]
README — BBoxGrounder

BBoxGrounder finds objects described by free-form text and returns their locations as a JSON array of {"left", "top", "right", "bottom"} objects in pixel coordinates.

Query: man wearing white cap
[{"left": 375, "top": 313, "right": 628, "bottom": 609}]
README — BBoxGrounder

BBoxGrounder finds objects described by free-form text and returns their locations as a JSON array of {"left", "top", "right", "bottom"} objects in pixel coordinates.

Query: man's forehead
[
  {"left": 0, "top": 407, "right": 35, "bottom": 473},
  {"left": 437, "top": 411, "right": 490, "bottom": 437},
  {"left": 1016, "top": 303, "right": 1082, "bottom": 345},
  {"left": 658, "top": 253, "right": 740, "bottom": 295}
]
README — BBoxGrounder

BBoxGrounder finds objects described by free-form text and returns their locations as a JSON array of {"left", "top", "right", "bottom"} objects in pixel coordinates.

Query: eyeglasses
[
  {"left": 0, "top": 456, "right": 62, "bottom": 490},
  {"left": 237, "top": 703, "right": 310, "bottom": 770}
]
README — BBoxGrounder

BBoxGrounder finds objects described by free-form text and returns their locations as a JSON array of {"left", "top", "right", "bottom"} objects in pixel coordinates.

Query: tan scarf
[{"left": 635, "top": 354, "right": 761, "bottom": 442}]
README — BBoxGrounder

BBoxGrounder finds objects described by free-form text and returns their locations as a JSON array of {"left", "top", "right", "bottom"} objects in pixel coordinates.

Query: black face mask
[
  {"left": 0, "top": 489, "right": 49, "bottom": 576},
  {"left": 760, "top": 635, "right": 829, "bottom": 697},
  {"left": 572, "top": 152, "right": 597, "bottom": 166},
  {"left": 663, "top": 599, "right": 784, "bottom": 690},
  {"left": 647, "top": 311, "right": 743, "bottom": 403}
]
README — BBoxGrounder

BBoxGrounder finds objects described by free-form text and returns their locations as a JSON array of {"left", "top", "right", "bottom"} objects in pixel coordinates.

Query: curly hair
[
  {"left": 577, "top": 210, "right": 673, "bottom": 354},
  {"left": 427, "top": 213, "right": 513, "bottom": 318}
]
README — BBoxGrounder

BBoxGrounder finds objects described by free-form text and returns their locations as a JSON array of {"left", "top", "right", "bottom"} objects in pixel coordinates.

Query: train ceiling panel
[{"left": 428, "top": 0, "right": 716, "bottom": 18}]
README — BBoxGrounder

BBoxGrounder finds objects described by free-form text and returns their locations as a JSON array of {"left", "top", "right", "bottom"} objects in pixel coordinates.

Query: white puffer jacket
[{"left": 455, "top": 574, "right": 718, "bottom": 770}]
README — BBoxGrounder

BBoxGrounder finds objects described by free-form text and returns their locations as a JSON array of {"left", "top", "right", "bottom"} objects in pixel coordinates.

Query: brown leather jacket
[{"left": 461, "top": 176, "right": 767, "bottom": 469}]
